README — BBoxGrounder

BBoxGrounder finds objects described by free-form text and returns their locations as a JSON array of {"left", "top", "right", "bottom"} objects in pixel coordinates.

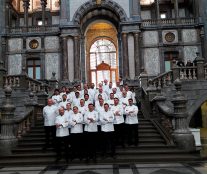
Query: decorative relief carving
[
  {"left": 182, "top": 29, "right": 197, "bottom": 43},
  {"left": 143, "top": 31, "right": 158, "bottom": 45},
  {"left": 29, "top": 39, "right": 39, "bottom": 49},
  {"left": 162, "top": 30, "right": 178, "bottom": 44}
]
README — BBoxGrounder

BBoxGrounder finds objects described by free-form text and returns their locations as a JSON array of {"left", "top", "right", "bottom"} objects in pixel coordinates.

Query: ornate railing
[
  {"left": 3, "top": 74, "right": 45, "bottom": 92},
  {"left": 8, "top": 25, "right": 60, "bottom": 34},
  {"left": 141, "top": 18, "right": 196, "bottom": 27}
]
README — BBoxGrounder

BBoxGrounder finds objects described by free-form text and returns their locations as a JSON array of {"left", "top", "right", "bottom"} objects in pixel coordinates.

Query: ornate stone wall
[
  {"left": 8, "top": 54, "right": 22, "bottom": 75},
  {"left": 183, "top": 46, "right": 198, "bottom": 63},
  {"left": 182, "top": 29, "right": 198, "bottom": 43},
  {"left": 52, "top": 16, "right": 60, "bottom": 25},
  {"left": 45, "top": 36, "right": 60, "bottom": 50},
  {"left": 141, "top": 10, "right": 151, "bottom": 20},
  {"left": 144, "top": 48, "right": 160, "bottom": 75},
  {"left": 8, "top": 38, "right": 22, "bottom": 52},
  {"left": 143, "top": 31, "right": 159, "bottom": 46},
  {"left": 45, "top": 53, "right": 60, "bottom": 79}
]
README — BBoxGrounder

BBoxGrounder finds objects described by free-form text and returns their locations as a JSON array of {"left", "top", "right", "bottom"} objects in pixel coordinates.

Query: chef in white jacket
[
  {"left": 125, "top": 98, "right": 139, "bottom": 146},
  {"left": 69, "top": 106, "right": 84, "bottom": 160},
  {"left": 111, "top": 97, "right": 125, "bottom": 147},
  {"left": 84, "top": 103, "right": 98, "bottom": 161},
  {"left": 55, "top": 107, "right": 70, "bottom": 163},
  {"left": 100, "top": 103, "right": 115, "bottom": 158},
  {"left": 42, "top": 99, "right": 58, "bottom": 150}
]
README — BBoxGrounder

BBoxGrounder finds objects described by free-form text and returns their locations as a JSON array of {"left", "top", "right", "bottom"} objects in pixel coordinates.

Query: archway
[
  {"left": 85, "top": 21, "right": 118, "bottom": 86},
  {"left": 189, "top": 101, "right": 207, "bottom": 157}
]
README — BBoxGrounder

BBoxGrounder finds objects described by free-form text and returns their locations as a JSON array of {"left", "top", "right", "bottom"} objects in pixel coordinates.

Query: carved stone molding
[{"left": 72, "top": 0, "right": 128, "bottom": 24}]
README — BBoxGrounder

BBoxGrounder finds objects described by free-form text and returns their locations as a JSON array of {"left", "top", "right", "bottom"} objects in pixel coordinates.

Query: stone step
[{"left": 0, "top": 153, "right": 201, "bottom": 166}]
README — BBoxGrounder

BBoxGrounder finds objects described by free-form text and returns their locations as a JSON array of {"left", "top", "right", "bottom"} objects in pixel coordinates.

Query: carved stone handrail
[
  {"left": 4, "top": 74, "right": 44, "bottom": 92},
  {"left": 141, "top": 18, "right": 195, "bottom": 27},
  {"left": 150, "top": 70, "right": 173, "bottom": 90},
  {"left": 8, "top": 25, "right": 60, "bottom": 34}
]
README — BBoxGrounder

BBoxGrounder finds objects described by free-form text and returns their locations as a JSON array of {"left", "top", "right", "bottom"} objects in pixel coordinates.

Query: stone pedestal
[
  {"left": 171, "top": 79, "right": 195, "bottom": 152},
  {"left": 0, "top": 86, "right": 17, "bottom": 156},
  {"left": 37, "top": 84, "right": 48, "bottom": 106}
]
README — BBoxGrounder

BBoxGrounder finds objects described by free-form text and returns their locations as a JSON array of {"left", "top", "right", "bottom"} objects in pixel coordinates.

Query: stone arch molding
[
  {"left": 187, "top": 91, "right": 207, "bottom": 124},
  {"left": 73, "top": 0, "right": 128, "bottom": 24}
]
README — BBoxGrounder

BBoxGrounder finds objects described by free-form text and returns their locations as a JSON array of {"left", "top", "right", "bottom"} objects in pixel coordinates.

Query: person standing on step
[
  {"left": 84, "top": 103, "right": 98, "bottom": 162},
  {"left": 100, "top": 103, "right": 115, "bottom": 158},
  {"left": 55, "top": 107, "right": 70, "bottom": 163},
  {"left": 42, "top": 99, "right": 58, "bottom": 151},
  {"left": 125, "top": 98, "right": 139, "bottom": 146},
  {"left": 111, "top": 97, "right": 125, "bottom": 147},
  {"left": 69, "top": 106, "right": 84, "bottom": 161}
]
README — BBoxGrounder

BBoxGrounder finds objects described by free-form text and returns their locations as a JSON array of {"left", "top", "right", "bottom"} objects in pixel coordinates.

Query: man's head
[
  {"left": 91, "top": 83, "right": 95, "bottom": 89},
  {"left": 128, "top": 98, "right": 133, "bottom": 106},
  {"left": 114, "top": 98, "right": 119, "bottom": 106},
  {"left": 110, "top": 93, "right": 114, "bottom": 100},
  {"left": 104, "top": 79, "right": 108, "bottom": 85},
  {"left": 59, "top": 107, "right": 65, "bottom": 116},
  {"left": 99, "top": 98, "right": 104, "bottom": 106},
  {"left": 88, "top": 103, "right": 94, "bottom": 112},
  {"left": 80, "top": 99, "right": 85, "bottom": 107},
  {"left": 47, "top": 99, "right": 53, "bottom": 106},
  {"left": 73, "top": 106, "right": 78, "bottom": 114},
  {"left": 62, "top": 94, "right": 67, "bottom": 101},
  {"left": 109, "top": 82, "right": 112, "bottom": 88},
  {"left": 104, "top": 103, "right": 109, "bottom": 111},
  {"left": 75, "top": 91, "right": 80, "bottom": 98},
  {"left": 54, "top": 89, "right": 59, "bottom": 95},
  {"left": 66, "top": 103, "right": 71, "bottom": 110},
  {"left": 84, "top": 94, "right": 89, "bottom": 101}
]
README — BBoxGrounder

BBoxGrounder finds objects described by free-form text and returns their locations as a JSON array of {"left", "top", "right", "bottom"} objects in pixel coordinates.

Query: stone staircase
[{"left": 0, "top": 112, "right": 201, "bottom": 166}]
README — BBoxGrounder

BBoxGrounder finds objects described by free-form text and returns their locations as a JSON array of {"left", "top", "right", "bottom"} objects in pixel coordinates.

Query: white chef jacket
[
  {"left": 95, "top": 105, "right": 104, "bottom": 125},
  {"left": 106, "top": 99, "right": 114, "bottom": 107},
  {"left": 125, "top": 105, "right": 139, "bottom": 124},
  {"left": 110, "top": 104, "right": 124, "bottom": 124},
  {"left": 52, "top": 95, "right": 62, "bottom": 106},
  {"left": 69, "top": 112, "right": 83, "bottom": 133},
  {"left": 126, "top": 90, "right": 133, "bottom": 99},
  {"left": 95, "top": 92, "right": 108, "bottom": 101},
  {"left": 55, "top": 114, "right": 69, "bottom": 137},
  {"left": 88, "top": 88, "right": 96, "bottom": 101},
  {"left": 78, "top": 105, "right": 88, "bottom": 116},
  {"left": 120, "top": 97, "right": 129, "bottom": 113},
  {"left": 100, "top": 110, "right": 114, "bottom": 132},
  {"left": 43, "top": 105, "right": 58, "bottom": 126},
  {"left": 58, "top": 100, "right": 69, "bottom": 110},
  {"left": 84, "top": 110, "right": 98, "bottom": 132},
  {"left": 72, "top": 97, "right": 81, "bottom": 107}
]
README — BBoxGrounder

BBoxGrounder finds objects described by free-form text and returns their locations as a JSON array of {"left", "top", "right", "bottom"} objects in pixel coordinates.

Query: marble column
[
  {"left": 131, "top": 0, "right": 141, "bottom": 20},
  {"left": 80, "top": 35, "right": 86, "bottom": 83},
  {"left": 60, "top": 0, "right": 69, "bottom": 23},
  {"left": 134, "top": 32, "right": 141, "bottom": 77},
  {"left": 40, "top": 0, "right": 47, "bottom": 26},
  {"left": 74, "top": 36, "right": 81, "bottom": 81},
  {"left": 22, "top": 0, "right": 29, "bottom": 28},
  {"left": 62, "top": 37, "right": 69, "bottom": 80},
  {"left": 174, "top": 0, "right": 180, "bottom": 23},
  {"left": 155, "top": 0, "right": 160, "bottom": 20},
  {"left": 122, "top": 32, "right": 129, "bottom": 80}
]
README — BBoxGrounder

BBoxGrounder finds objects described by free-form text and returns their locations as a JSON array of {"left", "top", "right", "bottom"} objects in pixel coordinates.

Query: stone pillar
[
  {"left": 62, "top": 36, "right": 69, "bottom": 81},
  {"left": 171, "top": 79, "right": 195, "bottom": 152},
  {"left": 40, "top": 0, "right": 47, "bottom": 26},
  {"left": 134, "top": 32, "right": 141, "bottom": 78},
  {"left": 0, "top": 86, "right": 17, "bottom": 156},
  {"left": 155, "top": 0, "right": 160, "bottom": 20},
  {"left": 174, "top": 0, "right": 180, "bottom": 23},
  {"left": 122, "top": 32, "right": 129, "bottom": 80},
  {"left": 200, "top": 27, "right": 206, "bottom": 60},
  {"left": 195, "top": 53, "right": 205, "bottom": 80},
  {"left": 37, "top": 83, "right": 48, "bottom": 106},
  {"left": 60, "top": 0, "right": 69, "bottom": 24},
  {"left": 5, "top": 0, "right": 10, "bottom": 28},
  {"left": 80, "top": 35, "right": 86, "bottom": 83},
  {"left": 131, "top": 0, "right": 141, "bottom": 20},
  {"left": 22, "top": 0, "right": 29, "bottom": 28},
  {"left": 74, "top": 36, "right": 81, "bottom": 81},
  {"left": 0, "top": 61, "right": 6, "bottom": 89}
]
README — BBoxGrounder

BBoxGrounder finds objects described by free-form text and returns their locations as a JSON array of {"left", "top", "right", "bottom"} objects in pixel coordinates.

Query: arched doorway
[{"left": 85, "top": 22, "right": 118, "bottom": 86}]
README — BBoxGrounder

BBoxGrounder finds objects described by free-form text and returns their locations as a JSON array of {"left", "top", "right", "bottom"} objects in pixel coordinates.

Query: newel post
[
  {"left": 171, "top": 79, "right": 195, "bottom": 152},
  {"left": 0, "top": 86, "right": 17, "bottom": 155}
]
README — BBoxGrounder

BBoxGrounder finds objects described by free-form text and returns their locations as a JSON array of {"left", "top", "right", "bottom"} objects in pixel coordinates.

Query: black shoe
[{"left": 55, "top": 157, "right": 61, "bottom": 164}]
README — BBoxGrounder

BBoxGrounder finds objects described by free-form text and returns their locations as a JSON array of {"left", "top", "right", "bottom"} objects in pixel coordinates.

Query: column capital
[{"left": 40, "top": 0, "right": 47, "bottom": 7}]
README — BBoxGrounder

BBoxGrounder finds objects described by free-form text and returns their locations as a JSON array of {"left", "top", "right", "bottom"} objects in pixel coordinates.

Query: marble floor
[{"left": 0, "top": 162, "right": 207, "bottom": 174}]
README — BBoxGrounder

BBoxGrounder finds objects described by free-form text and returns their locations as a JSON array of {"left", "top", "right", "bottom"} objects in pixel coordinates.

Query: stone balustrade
[
  {"left": 4, "top": 74, "right": 43, "bottom": 92},
  {"left": 8, "top": 25, "right": 60, "bottom": 34},
  {"left": 141, "top": 18, "right": 195, "bottom": 27}
]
